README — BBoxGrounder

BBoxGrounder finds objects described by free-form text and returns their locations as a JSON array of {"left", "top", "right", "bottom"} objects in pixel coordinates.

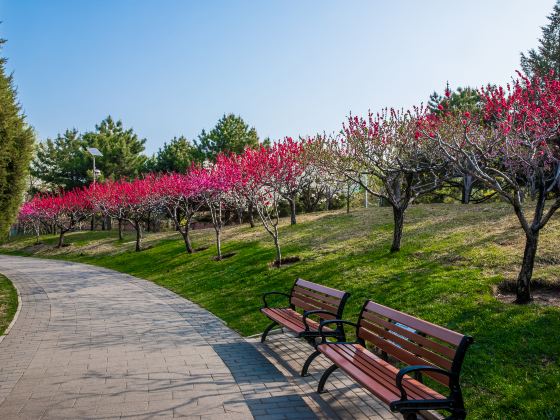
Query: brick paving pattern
[{"left": 0, "top": 255, "right": 399, "bottom": 419}]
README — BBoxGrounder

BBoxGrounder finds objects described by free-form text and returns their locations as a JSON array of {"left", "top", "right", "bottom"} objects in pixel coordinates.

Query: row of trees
[
  {"left": 32, "top": 113, "right": 264, "bottom": 192},
  {"left": 18, "top": 71, "right": 560, "bottom": 304}
]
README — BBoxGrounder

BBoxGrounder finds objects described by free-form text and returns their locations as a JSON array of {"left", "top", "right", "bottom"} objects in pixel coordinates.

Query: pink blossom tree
[
  {"left": 432, "top": 73, "right": 560, "bottom": 303},
  {"left": 18, "top": 198, "right": 43, "bottom": 243},
  {"left": 315, "top": 109, "right": 446, "bottom": 252},
  {"left": 193, "top": 159, "right": 236, "bottom": 260},
  {"left": 153, "top": 172, "right": 204, "bottom": 254},
  {"left": 119, "top": 176, "right": 158, "bottom": 252},
  {"left": 88, "top": 181, "right": 128, "bottom": 240},
  {"left": 34, "top": 188, "right": 93, "bottom": 247}
]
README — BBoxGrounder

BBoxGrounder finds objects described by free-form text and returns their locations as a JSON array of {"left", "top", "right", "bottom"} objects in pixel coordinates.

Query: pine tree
[
  {"left": 521, "top": 1, "right": 560, "bottom": 77},
  {"left": 0, "top": 39, "right": 35, "bottom": 239},
  {"left": 147, "top": 136, "right": 197, "bottom": 173},
  {"left": 196, "top": 114, "right": 259, "bottom": 161}
]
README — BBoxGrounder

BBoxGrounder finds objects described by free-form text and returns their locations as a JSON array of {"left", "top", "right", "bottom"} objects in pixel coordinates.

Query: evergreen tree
[
  {"left": 147, "top": 136, "right": 197, "bottom": 173},
  {"left": 0, "top": 39, "right": 35, "bottom": 239},
  {"left": 82, "top": 116, "right": 147, "bottom": 180},
  {"left": 428, "top": 84, "right": 481, "bottom": 115},
  {"left": 196, "top": 113, "right": 259, "bottom": 161},
  {"left": 32, "top": 129, "right": 89, "bottom": 190},
  {"left": 521, "top": 1, "right": 560, "bottom": 77}
]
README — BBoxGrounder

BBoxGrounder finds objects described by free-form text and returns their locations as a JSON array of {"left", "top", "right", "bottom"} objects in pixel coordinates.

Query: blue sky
[{"left": 1, "top": 0, "right": 555, "bottom": 154}]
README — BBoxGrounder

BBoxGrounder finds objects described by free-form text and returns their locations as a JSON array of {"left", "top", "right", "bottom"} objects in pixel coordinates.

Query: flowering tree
[
  {"left": 34, "top": 188, "right": 92, "bottom": 247},
  {"left": 18, "top": 198, "right": 43, "bottom": 243},
  {"left": 432, "top": 73, "right": 560, "bottom": 303},
  {"left": 153, "top": 172, "right": 204, "bottom": 254},
  {"left": 193, "top": 159, "right": 236, "bottom": 260},
  {"left": 119, "top": 176, "right": 159, "bottom": 252},
  {"left": 271, "top": 137, "right": 309, "bottom": 225},
  {"left": 315, "top": 109, "right": 446, "bottom": 252},
  {"left": 88, "top": 181, "right": 128, "bottom": 240}
]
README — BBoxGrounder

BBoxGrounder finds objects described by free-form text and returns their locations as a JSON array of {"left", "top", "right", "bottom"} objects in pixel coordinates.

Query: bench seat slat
[
  {"left": 318, "top": 343, "right": 444, "bottom": 404},
  {"left": 330, "top": 344, "right": 438, "bottom": 401},
  {"left": 260, "top": 308, "right": 334, "bottom": 334},
  {"left": 359, "top": 327, "right": 450, "bottom": 386}
]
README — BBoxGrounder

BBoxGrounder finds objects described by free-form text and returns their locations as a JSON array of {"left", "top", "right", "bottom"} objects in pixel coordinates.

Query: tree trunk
[
  {"left": 346, "top": 184, "right": 351, "bottom": 214},
  {"left": 273, "top": 232, "right": 282, "bottom": 266},
  {"left": 462, "top": 175, "right": 474, "bottom": 204},
  {"left": 289, "top": 198, "right": 297, "bottom": 225},
  {"left": 516, "top": 232, "right": 540, "bottom": 303},
  {"left": 248, "top": 202, "right": 255, "bottom": 228},
  {"left": 391, "top": 206, "right": 405, "bottom": 253},
  {"left": 237, "top": 207, "right": 243, "bottom": 225},
  {"left": 118, "top": 218, "right": 123, "bottom": 240},
  {"left": 134, "top": 220, "right": 142, "bottom": 252},
  {"left": 57, "top": 230, "right": 65, "bottom": 248},
  {"left": 215, "top": 229, "right": 222, "bottom": 260},
  {"left": 90, "top": 214, "right": 95, "bottom": 231},
  {"left": 182, "top": 223, "right": 193, "bottom": 254}
]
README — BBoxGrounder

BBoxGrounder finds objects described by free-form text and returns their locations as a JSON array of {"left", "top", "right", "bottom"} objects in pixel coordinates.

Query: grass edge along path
[
  {"left": 1, "top": 204, "right": 560, "bottom": 419},
  {"left": 0, "top": 273, "right": 18, "bottom": 336}
]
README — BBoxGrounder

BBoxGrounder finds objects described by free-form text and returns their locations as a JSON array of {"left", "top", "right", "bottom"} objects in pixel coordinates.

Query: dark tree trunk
[
  {"left": 57, "top": 230, "right": 65, "bottom": 248},
  {"left": 461, "top": 174, "right": 474, "bottom": 204},
  {"left": 182, "top": 223, "right": 193, "bottom": 254},
  {"left": 106, "top": 216, "right": 112, "bottom": 230},
  {"left": 118, "top": 218, "right": 123, "bottom": 240},
  {"left": 90, "top": 214, "right": 95, "bottom": 231},
  {"left": 134, "top": 220, "right": 142, "bottom": 252},
  {"left": 346, "top": 184, "right": 351, "bottom": 214},
  {"left": 391, "top": 206, "right": 405, "bottom": 253},
  {"left": 248, "top": 202, "right": 255, "bottom": 228},
  {"left": 289, "top": 199, "right": 297, "bottom": 225},
  {"left": 516, "top": 232, "right": 539, "bottom": 303},
  {"left": 237, "top": 207, "right": 243, "bottom": 225}
]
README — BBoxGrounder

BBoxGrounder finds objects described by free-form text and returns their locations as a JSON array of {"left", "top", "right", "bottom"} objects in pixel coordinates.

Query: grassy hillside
[
  {"left": 2, "top": 203, "right": 560, "bottom": 419},
  {"left": 0, "top": 274, "right": 18, "bottom": 336}
]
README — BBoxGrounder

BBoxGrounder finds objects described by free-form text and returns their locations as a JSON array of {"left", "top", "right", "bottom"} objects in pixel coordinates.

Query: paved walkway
[{"left": 0, "top": 255, "right": 399, "bottom": 420}]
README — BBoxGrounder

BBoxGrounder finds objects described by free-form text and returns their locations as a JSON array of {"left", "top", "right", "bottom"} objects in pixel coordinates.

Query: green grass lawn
[
  {"left": 2, "top": 203, "right": 560, "bottom": 419},
  {"left": 0, "top": 274, "right": 18, "bottom": 336}
]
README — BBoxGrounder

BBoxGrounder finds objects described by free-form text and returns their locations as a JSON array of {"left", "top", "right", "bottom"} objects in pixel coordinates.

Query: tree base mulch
[
  {"left": 194, "top": 246, "right": 209, "bottom": 252},
  {"left": 270, "top": 256, "right": 301, "bottom": 268},
  {"left": 494, "top": 279, "right": 560, "bottom": 307},
  {"left": 213, "top": 252, "right": 236, "bottom": 261}
]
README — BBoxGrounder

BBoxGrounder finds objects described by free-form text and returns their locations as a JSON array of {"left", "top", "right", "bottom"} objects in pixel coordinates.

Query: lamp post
[{"left": 86, "top": 147, "right": 103, "bottom": 184}]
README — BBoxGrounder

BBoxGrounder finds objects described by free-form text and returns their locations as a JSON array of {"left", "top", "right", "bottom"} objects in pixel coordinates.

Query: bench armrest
[
  {"left": 262, "top": 291, "right": 291, "bottom": 309},
  {"left": 395, "top": 365, "right": 452, "bottom": 401},
  {"left": 318, "top": 319, "right": 358, "bottom": 343},
  {"left": 302, "top": 310, "right": 339, "bottom": 331}
]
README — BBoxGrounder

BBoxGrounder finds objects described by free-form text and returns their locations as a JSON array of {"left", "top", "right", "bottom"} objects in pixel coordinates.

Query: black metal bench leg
[
  {"left": 261, "top": 321, "right": 279, "bottom": 343},
  {"left": 301, "top": 349, "right": 321, "bottom": 377},
  {"left": 317, "top": 364, "right": 339, "bottom": 393},
  {"left": 402, "top": 413, "right": 417, "bottom": 420}
]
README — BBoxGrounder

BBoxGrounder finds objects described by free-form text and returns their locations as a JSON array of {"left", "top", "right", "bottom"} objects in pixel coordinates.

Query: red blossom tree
[
  {"left": 193, "top": 159, "right": 236, "bottom": 260},
  {"left": 18, "top": 198, "right": 44, "bottom": 243},
  {"left": 153, "top": 172, "right": 204, "bottom": 254},
  {"left": 32, "top": 188, "right": 93, "bottom": 247},
  {"left": 432, "top": 72, "right": 560, "bottom": 303},
  {"left": 88, "top": 180, "right": 128, "bottom": 240},
  {"left": 119, "top": 176, "right": 158, "bottom": 252}
]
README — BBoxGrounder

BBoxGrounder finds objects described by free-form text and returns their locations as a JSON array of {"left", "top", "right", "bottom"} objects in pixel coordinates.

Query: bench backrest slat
[
  {"left": 290, "top": 278, "right": 348, "bottom": 318},
  {"left": 358, "top": 300, "right": 468, "bottom": 387}
]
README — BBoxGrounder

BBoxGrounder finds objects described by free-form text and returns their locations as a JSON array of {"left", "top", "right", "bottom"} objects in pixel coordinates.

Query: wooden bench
[
  {"left": 260, "top": 278, "right": 350, "bottom": 376},
  {"left": 317, "top": 300, "right": 473, "bottom": 420}
]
